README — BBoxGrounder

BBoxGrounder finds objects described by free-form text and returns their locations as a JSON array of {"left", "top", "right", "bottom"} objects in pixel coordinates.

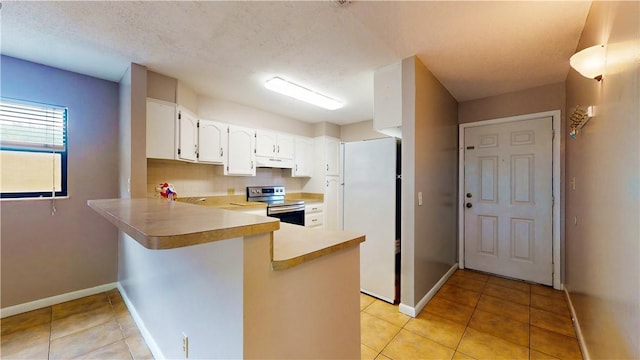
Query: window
[{"left": 0, "top": 98, "right": 68, "bottom": 198}]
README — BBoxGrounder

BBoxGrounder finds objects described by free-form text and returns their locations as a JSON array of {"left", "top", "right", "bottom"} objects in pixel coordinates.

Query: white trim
[
  {"left": 565, "top": 287, "right": 590, "bottom": 360},
  {"left": 458, "top": 110, "right": 562, "bottom": 289},
  {"left": 118, "top": 284, "right": 165, "bottom": 360},
  {"left": 0, "top": 282, "right": 117, "bottom": 318},
  {"left": 360, "top": 290, "right": 394, "bottom": 304},
  {"left": 399, "top": 263, "right": 458, "bottom": 317}
]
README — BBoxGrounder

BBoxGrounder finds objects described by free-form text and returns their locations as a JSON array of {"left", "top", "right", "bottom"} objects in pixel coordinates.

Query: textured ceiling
[{"left": 0, "top": 1, "right": 591, "bottom": 125}]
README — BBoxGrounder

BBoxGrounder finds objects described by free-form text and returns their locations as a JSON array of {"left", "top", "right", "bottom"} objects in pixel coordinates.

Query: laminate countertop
[{"left": 88, "top": 198, "right": 364, "bottom": 270}]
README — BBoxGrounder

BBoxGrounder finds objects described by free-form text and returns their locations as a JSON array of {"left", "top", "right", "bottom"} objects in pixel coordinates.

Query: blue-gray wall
[{"left": 1, "top": 55, "right": 120, "bottom": 307}]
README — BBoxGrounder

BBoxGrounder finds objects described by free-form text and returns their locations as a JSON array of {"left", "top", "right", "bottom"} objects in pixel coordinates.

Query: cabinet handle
[
  {"left": 312, "top": 219, "right": 318, "bottom": 222},
  {"left": 326, "top": 164, "right": 329, "bottom": 171},
  {"left": 220, "top": 148, "right": 224, "bottom": 157},
  {"left": 277, "top": 145, "right": 280, "bottom": 153},
  {"left": 251, "top": 161, "right": 254, "bottom": 169},
  {"left": 295, "top": 164, "right": 298, "bottom": 172},
  {"left": 326, "top": 180, "right": 329, "bottom": 187},
  {"left": 273, "top": 145, "right": 276, "bottom": 153}
]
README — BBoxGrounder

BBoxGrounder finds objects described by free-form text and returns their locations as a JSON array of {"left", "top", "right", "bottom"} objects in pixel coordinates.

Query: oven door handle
[{"left": 268, "top": 205, "right": 305, "bottom": 215}]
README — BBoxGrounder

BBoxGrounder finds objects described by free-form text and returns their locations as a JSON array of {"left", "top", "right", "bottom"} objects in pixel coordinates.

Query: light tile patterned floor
[
  {"left": 361, "top": 269, "right": 583, "bottom": 360},
  {"left": 1, "top": 288, "right": 153, "bottom": 360}
]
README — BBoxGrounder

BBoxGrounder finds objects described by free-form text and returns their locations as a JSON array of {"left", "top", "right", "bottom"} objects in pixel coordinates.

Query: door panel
[{"left": 464, "top": 117, "right": 553, "bottom": 285}]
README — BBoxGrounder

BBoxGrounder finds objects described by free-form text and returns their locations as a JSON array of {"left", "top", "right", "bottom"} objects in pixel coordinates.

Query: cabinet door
[
  {"left": 146, "top": 99, "right": 176, "bottom": 160},
  {"left": 293, "top": 137, "right": 313, "bottom": 177},
  {"left": 199, "top": 119, "right": 227, "bottom": 164},
  {"left": 324, "top": 176, "right": 341, "bottom": 231},
  {"left": 226, "top": 125, "right": 256, "bottom": 176},
  {"left": 276, "top": 134, "right": 295, "bottom": 160},
  {"left": 255, "top": 131, "right": 277, "bottom": 158},
  {"left": 325, "top": 137, "right": 341, "bottom": 176},
  {"left": 177, "top": 107, "right": 198, "bottom": 162}
]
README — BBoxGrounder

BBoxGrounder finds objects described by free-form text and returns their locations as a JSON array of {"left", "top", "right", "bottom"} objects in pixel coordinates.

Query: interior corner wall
[
  {"left": 119, "top": 63, "right": 147, "bottom": 199},
  {"left": 147, "top": 70, "right": 177, "bottom": 103},
  {"left": 400, "top": 56, "right": 459, "bottom": 308},
  {"left": 564, "top": 1, "right": 640, "bottom": 359},
  {"left": 458, "top": 82, "right": 566, "bottom": 124},
  {"left": 0, "top": 56, "right": 119, "bottom": 307}
]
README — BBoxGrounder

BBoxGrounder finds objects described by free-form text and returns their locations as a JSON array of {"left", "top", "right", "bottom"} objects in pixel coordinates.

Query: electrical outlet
[{"left": 182, "top": 333, "right": 189, "bottom": 359}]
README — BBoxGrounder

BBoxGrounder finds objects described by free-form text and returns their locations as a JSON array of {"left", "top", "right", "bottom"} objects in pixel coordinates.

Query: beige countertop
[
  {"left": 88, "top": 198, "right": 279, "bottom": 250},
  {"left": 272, "top": 223, "right": 365, "bottom": 270},
  {"left": 176, "top": 193, "right": 323, "bottom": 211},
  {"left": 88, "top": 198, "right": 364, "bottom": 270}
]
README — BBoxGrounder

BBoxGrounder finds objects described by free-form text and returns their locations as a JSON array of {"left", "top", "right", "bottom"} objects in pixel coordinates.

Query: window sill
[{"left": 1, "top": 196, "right": 70, "bottom": 202}]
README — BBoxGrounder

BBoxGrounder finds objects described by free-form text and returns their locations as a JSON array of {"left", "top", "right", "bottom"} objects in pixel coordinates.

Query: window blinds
[{"left": 0, "top": 99, "right": 67, "bottom": 152}]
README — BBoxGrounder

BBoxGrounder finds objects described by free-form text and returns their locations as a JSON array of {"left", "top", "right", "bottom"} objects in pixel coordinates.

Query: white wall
[
  {"left": 564, "top": 1, "right": 640, "bottom": 358},
  {"left": 119, "top": 234, "right": 244, "bottom": 359}
]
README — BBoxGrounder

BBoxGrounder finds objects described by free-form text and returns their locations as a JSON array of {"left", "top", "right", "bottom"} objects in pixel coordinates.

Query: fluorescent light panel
[{"left": 265, "top": 77, "right": 343, "bottom": 110}]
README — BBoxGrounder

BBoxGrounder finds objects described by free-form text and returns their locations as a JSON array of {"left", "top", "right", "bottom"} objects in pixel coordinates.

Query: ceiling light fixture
[
  {"left": 570, "top": 44, "right": 606, "bottom": 81},
  {"left": 264, "top": 77, "right": 343, "bottom": 110}
]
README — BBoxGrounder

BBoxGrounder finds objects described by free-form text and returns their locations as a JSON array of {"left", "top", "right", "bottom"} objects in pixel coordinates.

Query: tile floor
[
  {"left": 1, "top": 269, "right": 582, "bottom": 360},
  {"left": 1, "top": 288, "right": 153, "bottom": 360},
  {"left": 361, "top": 269, "right": 583, "bottom": 360}
]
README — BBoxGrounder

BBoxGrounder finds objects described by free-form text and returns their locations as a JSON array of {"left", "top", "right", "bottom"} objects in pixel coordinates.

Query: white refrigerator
[{"left": 342, "top": 137, "right": 399, "bottom": 303}]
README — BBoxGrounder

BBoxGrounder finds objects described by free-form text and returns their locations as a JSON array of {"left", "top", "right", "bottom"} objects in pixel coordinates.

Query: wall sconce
[{"left": 570, "top": 44, "right": 606, "bottom": 81}]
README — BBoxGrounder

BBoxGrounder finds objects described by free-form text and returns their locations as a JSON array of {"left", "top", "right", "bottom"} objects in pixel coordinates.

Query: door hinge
[
  {"left": 552, "top": 129, "right": 555, "bottom": 139},
  {"left": 197, "top": 121, "right": 200, "bottom": 128},
  {"left": 552, "top": 195, "right": 555, "bottom": 206},
  {"left": 178, "top": 111, "right": 182, "bottom": 120},
  {"left": 178, "top": 148, "right": 181, "bottom": 155}
]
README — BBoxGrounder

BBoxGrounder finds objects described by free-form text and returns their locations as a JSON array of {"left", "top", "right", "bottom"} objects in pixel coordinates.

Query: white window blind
[{"left": 0, "top": 99, "right": 67, "bottom": 152}]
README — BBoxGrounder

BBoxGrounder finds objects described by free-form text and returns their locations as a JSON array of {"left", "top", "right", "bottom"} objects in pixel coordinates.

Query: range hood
[{"left": 255, "top": 156, "right": 294, "bottom": 169}]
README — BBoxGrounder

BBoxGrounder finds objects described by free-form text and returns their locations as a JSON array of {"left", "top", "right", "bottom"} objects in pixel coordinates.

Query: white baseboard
[
  {"left": 399, "top": 263, "right": 458, "bottom": 317},
  {"left": 118, "top": 284, "right": 165, "bottom": 360},
  {"left": 564, "top": 286, "right": 590, "bottom": 360},
  {"left": 0, "top": 282, "right": 118, "bottom": 318}
]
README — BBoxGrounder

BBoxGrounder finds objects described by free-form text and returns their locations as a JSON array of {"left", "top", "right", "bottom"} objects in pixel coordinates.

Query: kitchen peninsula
[{"left": 88, "top": 198, "right": 364, "bottom": 359}]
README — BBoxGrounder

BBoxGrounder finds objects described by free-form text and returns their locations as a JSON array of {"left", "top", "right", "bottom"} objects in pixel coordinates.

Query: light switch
[{"left": 418, "top": 192, "right": 423, "bottom": 206}]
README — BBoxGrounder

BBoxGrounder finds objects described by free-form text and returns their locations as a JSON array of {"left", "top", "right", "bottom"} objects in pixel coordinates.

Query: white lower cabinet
[{"left": 305, "top": 202, "right": 324, "bottom": 229}]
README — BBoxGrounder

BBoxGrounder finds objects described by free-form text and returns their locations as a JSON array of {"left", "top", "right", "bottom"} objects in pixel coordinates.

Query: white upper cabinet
[
  {"left": 373, "top": 61, "right": 403, "bottom": 138},
  {"left": 198, "top": 119, "right": 227, "bottom": 164},
  {"left": 146, "top": 98, "right": 176, "bottom": 160},
  {"left": 324, "top": 137, "right": 341, "bottom": 176},
  {"left": 255, "top": 130, "right": 294, "bottom": 168},
  {"left": 226, "top": 125, "right": 256, "bottom": 176},
  {"left": 177, "top": 107, "right": 198, "bottom": 162},
  {"left": 292, "top": 136, "right": 314, "bottom": 177}
]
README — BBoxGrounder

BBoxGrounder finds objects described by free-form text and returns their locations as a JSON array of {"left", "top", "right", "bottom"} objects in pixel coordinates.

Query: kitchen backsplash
[{"left": 147, "top": 159, "right": 306, "bottom": 198}]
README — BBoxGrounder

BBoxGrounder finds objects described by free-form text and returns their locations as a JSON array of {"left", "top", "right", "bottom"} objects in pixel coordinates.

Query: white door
[
  {"left": 226, "top": 125, "right": 256, "bottom": 176},
  {"left": 276, "top": 134, "right": 294, "bottom": 160},
  {"left": 325, "top": 137, "right": 340, "bottom": 176},
  {"left": 464, "top": 117, "right": 553, "bottom": 285},
  {"left": 177, "top": 108, "right": 198, "bottom": 162},
  {"left": 255, "top": 130, "right": 277, "bottom": 158},
  {"left": 146, "top": 99, "right": 175, "bottom": 160},
  {"left": 292, "top": 137, "right": 313, "bottom": 177},
  {"left": 198, "top": 120, "right": 226, "bottom": 164},
  {"left": 343, "top": 138, "right": 397, "bottom": 303}
]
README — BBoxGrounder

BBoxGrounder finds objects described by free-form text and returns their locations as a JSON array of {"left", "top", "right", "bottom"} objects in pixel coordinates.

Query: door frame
[{"left": 458, "top": 110, "right": 562, "bottom": 289}]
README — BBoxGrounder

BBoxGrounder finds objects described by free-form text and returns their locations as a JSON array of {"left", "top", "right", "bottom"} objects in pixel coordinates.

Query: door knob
[
  {"left": 466, "top": 193, "right": 472, "bottom": 198},
  {"left": 466, "top": 203, "right": 473, "bottom": 208}
]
